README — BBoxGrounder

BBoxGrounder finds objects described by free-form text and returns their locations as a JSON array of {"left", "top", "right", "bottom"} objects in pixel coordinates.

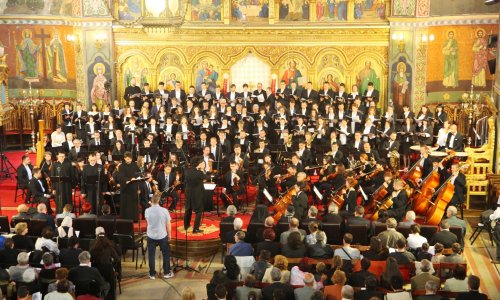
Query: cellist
[
  {"left": 385, "top": 179, "right": 409, "bottom": 221},
  {"left": 222, "top": 161, "right": 245, "bottom": 209},
  {"left": 448, "top": 163, "right": 467, "bottom": 207},
  {"left": 340, "top": 177, "right": 358, "bottom": 217}
]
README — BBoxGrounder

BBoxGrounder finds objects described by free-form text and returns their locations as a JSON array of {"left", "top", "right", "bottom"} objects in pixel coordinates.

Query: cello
[
  {"left": 371, "top": 194, "right": 394, "bottom": 221},
  {"left": 272, "top": 187, "right": 297, "bottom": 223},
  {"left": 364, "top": 183, "right": 388, "bottom": 214}
]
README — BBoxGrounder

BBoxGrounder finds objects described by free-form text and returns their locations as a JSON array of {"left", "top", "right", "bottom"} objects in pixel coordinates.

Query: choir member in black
[
  {"left": 69, "top": 139, "right": 83, "bottom": 162},
  {"left": 415, "top": 105, "right": 433, "bottom": 130},
  {"left": 124, "top": 117, "right": 141, "bottom": 147},
  {"left": 329, "top": 142, "right": 346, "bottom": 167},
  {"left": 276, "top": 80, "right": 291, "bottom": 100},
  {"left": 257, "top": 162, "right": 277, "bottom": 205},
  {"left": 399, "top": 105, "right": 414, "bottom": 123},
  {"left": 445, "top": 124, "right": 465, "bottom": 152},
  {"left": 448, "top": 163, "right": 467, "bottom": 207},
  {"left": 319, "top": 81, "right": 335, "bottom": 102},
  {"left": 363, "top": 81, "right": 380, "bottom": 105},
  {"left": 29, "top": 168, "right": 52, "bottom": 214},
  {"left": 222, "top": 161, "right": 245, "bottom": 209},
  {"left": 141, "top": 83, "right": 154, "bottom": 105},
  {"left": 382, "top": 132, "right": 400, "bottom": 160},
  {"left": 417, "top": 119, "right": 433, "bottom": 146},
  {"left": 72, "top": 103, "right": 87, "bottom": 141},
  {"left": 340, "top": 177, "right": 358, "bottom": 217},
  {"left": 337, "top": 119, "right": 350, "bottom": 147},
  {"left": 385, "top": 179, "right": 409, "bottom": 221},
  {"left": 378, "top": 119, "right": 394, "bottom": 145},
  {"left": 400, "top": 118, "right": 416, "bottom": 169},
  {"left": 124, "top": 78, "right": 142, "bottom": 102},
  {"left": 433, "top": 104, "right": 447, "bottom": 138},
  {"left": 229, "top": 144, "right": 249, "bottom": 170},
  {"left": 184, "top": 157, "right": 209, "bottom": 233},
  {"left": 111, "top": 141, "right": 126, "bottom": 156},
  {"left": 156, "top": 164, "right": 180, "bottom": 211},
  {"left": 88, "top": 131, "right": 105, "bottom": 152},
  {"left": 50, "top": 151, "right": 74, "bottom": 214},
  {"left": 62, "top": 103, "right": 73, "bottom": 134},
  {"left": 116, "top": 152, "right": 141, "bottom": 221},
  {"left": 315, "top": 158, "right": 346, "bottom": 205},
  {"left": 81, "top": 153, "right": 107, "bottom": 215},
  {"left": 350, "top": 132, "right": 364, "bottom": 159},
  {"left": 290, "top": 154, "right": 304, "bottom": 173},
  {"left": 253, "top": 82, "right": 268, "bottom": 102},
  {"left": 293, "top": 182, "right": 309, "bottom": 220},
  {"left": 169, "top": 82, "right": 187, "bottom": 102}
]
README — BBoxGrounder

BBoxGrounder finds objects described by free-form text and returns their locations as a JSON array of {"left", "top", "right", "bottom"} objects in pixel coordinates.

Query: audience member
[
  {"left": 229, "top": 231, "right": 254, "bottom": 256},
  {"left": 261, "top": 268, "right": 294, "bottom": 300},
  {"left": 235, "top": 275, "right": 261, "bottom": 300},
  {"left": 302, "top": 206, "right": 322, "bottom": 228},
  {"left": 414, "top": 280, "right": 447, "bottom": 300},
  {"left": 399, "top": 211, "right": 416, "bottom": 227},
  {"left": 410, "top": 259, "right": 439, "bottom": 291},
  {"left": 353, "top": 275, "right": 384, "bottom": 300},
  {"left": 307, "top": 231, "right": 334, "bottom": 259},
  {"left": 223, "top": 218, "right": 244, "bottom": 244},
  {"left": 334, "top": 233, "right": 361, "bottom": 260},
  {"left": 255, "top": 217, "right": 279, "bottom": 243},
  {"left": 90, "top": 231, "right": 120, "bottom": 299},
  {"left": 416, "top": 243, "right": 433, "bottom": 262},
  {"left": 11, "top": 204, "right": 30, "bottom": 226},
  {"left": 12, "top": 222, "right": 35, "bottom": 251},
  {"left": 78, "top": 203, "right": 97, "bottom": 219},
  {"left": 362, "top": 237, "right": 389, "bottom": 261},
  {"left": 262, "top": 255, "right": 290, "bottom": 284},
  {"left": 280, "top": 218, "right": 306, "bottom": 245},
  {"left": 389, "top": 238, "right": 415, "bottom": 264},
  {"left": 250, "top": 250, "right": 272, "bottom": 281},
  {"left": 407, "top": 223, "right": 428, "bottom": 250},
  {"left": 294, "top": 272, "right": 316, "bottom": 300},
  {"left": 310, "top": 291, "right": 325, "bottom": 300},
  {"left": 56, "top": 204, "right": 76, "bottom": 220},
  {"left": 247, "top": 205, "right": 270, "bottom": 243},
  {"left": 323, "top": 203, "right": 343, "bottom": 224},
  {"left": 431, "top": 243, "right": 445, "bottom": 263},
  {"left": 430, "top": 220, "right": 458, "bottom": 248},
  {"left": 182, "top": 287, "right": 196, "bottom": 300},
  {"left": 35, "top": 226, "right": 60, "bottom": 255},
  {"left": 349, "top": 258, "right": 375, "bottom": 287},
  {"left": 0, "top": 238, "right": 20, "bottom": 267},
  {"left": 221, "top": 205, "right": 237, "bottom": 223},
  {"left": 76, "top": 282, "right": 102, "bottom": 300},
  {"left": 380, "top": 257, "right": 402, "bottom": 290},
  {"left": 445, "top": 206, "right": 466, "bottom": 235},
  {"left": 223, "top": 255, "right": 241, "bottom": 282},
  {"left": 7, "top": 252, "right": 37, "bottom": 284},
  {"left": 341, "top": 285, "right": 354, "bottom": 300},
  {"left": 385, "top": 276, "right": 411, "bottom": 300},
  {"left": 346, "top": 206, "right": 370, "bottom": 231},
  {"left": 305, "top": 222, "right": 327, "bottom": 246},
  {"left": 59, "top": 236, "right": 83, "bottom": 267},
  {"left": 45, "top": 279, "right": 73, "bottom": 300},
  {"left": 456, "top": 275, "right": 488, "bottom": 300},
  {"left": 98, "top": 205, "right": 115, "bottom": 220},
  {"left": 441, "top": 243, "right": 464, "bottom": 264},
  {"left": 377, "top": 218, "right": 405, "bottom": 248},
  {"left": 68, "top": 251, "right": 109, "bottom": 297},
  {"left": 215, "top": 284, "right": 227, "bottom": 300},
  {"left": 17, "top": 286, "right": 30, "bottom": 300},
  {"left": 282, "top": 231, "right": 306, "bottom": 258},
  {"left": 57, "top": 216, "right": 74, "bottom": 238},
  {"left": 32, "top": 203, "right": 56, "bottom": 229},
  {"left": 47, "top": 268, "right": 75, "bottom": 294},
  {"left": 207, "top": 270, "right": 230, "bottom": 300},
  {"left": 323, "top": 270, "right": 346, "bottom": 300},
  {"left": 255, "top": 228, "right": 281, "bottom": 257},
  {"left": 443, "top": 265, "right": 468, "bottom": 292}
]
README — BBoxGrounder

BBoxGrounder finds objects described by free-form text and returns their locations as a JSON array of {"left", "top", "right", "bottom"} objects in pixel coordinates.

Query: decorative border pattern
[
  {"left": 0, "top": 19, "right": 112, "bottom": 27},
  {"left": 391, "top": 17, "right": 498, "bottom": 27},
  {"left": 413, "top": 27, "right": 427, "bottom": 111}
]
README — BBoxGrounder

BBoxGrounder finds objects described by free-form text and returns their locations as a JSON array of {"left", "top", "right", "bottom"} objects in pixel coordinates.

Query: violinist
[
  {"left": 329, "top": 142, "right": 345, "bottom": 167},
  {"left": 229, "top": 144, "right": 249, "bottom": 170},
  {"left": 39, "top": 152, "right": 53, "bottom": 187},
  {"left": 257, "top": 162, "right": 277, "bottom": 205},
  {"left": 384, "top": 179, "right": 409, "bottom": 221},
  {"left": 223, "top": 161, "right": 245, "bottom": 209},
  {"left": 276, "top": 165, "right": 298, "bottom": 192},
  {"left": 290, "top": 154, "right": 304, "bottom": 173},
  {"left": 357, "top": 153, "right": 375, "bottom": 176},
  {"left": 362, "top": 142, "right": 380, "bottom": 163},
  {"left": 364, "top": 167, "right": 394, "bottom": 196},
  {"left": 415, "top": 145, "right": 433, "bottom": 180},
  {"left": 29, "top": 168, "right": 52, "bottom": 214},
  {"left": 314, "top": 157, "right": 338, "bottom": 204},
  {"left": 340, "top": 177, "right": 358, "bottom": 217},
  {"left": 382, "top": 132, "right": 400, "bottom": 159},
  {"left": 156, "top": 164, "right": 180, "bottom": 212},
  {"left": 448, "top": 163, "right": 467, "bottom": 207},
  {"left": 292, "top": 182, "right": 309, "bottom": 220},
  {"left": 296, "top": 140, "right": 312, "bottom": 166}
]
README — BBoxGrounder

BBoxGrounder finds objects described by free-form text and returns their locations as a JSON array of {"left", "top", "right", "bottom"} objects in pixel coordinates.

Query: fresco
[
  {"left": 279, "top": 59, "right": 306, "bottom": 87},
  {"left": 87, "top": 56, "right": 111, "bottom": 109},
  {"left": 279, "top": 0, "right": 309, "bottom": 21},
  {"left": 118, "top": 0, "right": 142, "bottom": 20},
  {"left": 191, "top": 0, "right": 221, "bottom": 21},
  {"left": 232, "top": 0, "right": 269, "bottom": 23},
  {"left": 392, "top": 0, "right": 415, "bottom": 16},
  {"left": 356, "top": 60, "right": 381, "bottom": 94},
  {"left": 391, "top": 56, "right": 412, "bottom": 113},
  {"left": 122, "top": 55, "right": 150, "bottom": 89},
  {"left": 159, "top": 68, "right": 184, "bottom": 91},
  {"left": 353, "top": 0, "right": 386, "bottom": 20},
  {"left": 0, "top": 0, "right": 78, "bottom": 16},
  {"left": 194, "top": 58, "right": 220, "bottom": 92},
  {"left": 316, "top": 0, "right": 347, "bottom": 21},
  {"left": 83, "top": 0, "right": 109, "bottom": 16}
]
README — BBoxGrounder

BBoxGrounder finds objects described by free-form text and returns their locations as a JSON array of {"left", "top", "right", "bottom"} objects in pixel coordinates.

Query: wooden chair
[
  {"left": 349, "top": 224, "right": 370, "bottom": 245},
  {"left": 14, "top": 175, "right": 29, "bottom": 203},
  {"left": 420, "top": 225, "right": 438, "bottom": 240},
  {"left": 396, "top": 225, "right": 411, "bottom": 238},
  {"left": 323, "top": 223, "right": 343, "bottom": 245},
  {"left": 373, "top": 223, "right": 387, "bottom": 236},
  {"left": 0, "top": 216, "right": 10, "bottom": 234}
]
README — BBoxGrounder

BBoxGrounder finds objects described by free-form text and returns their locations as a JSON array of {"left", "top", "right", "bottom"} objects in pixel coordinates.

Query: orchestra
[{"left": 26, "top": 79, "right": 470, "bottom": 229}]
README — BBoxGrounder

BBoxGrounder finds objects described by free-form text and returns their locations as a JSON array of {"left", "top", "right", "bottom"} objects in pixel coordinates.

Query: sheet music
[
  {"left": 313, "top": 186, "right": 323, "bottom": 200},
  {"left": 263, "top": 188, "right": 273, "bottom": 203}
]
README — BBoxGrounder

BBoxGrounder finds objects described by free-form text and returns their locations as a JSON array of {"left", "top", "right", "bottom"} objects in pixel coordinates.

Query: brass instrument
[{"left": 390, "top": 150, "right": 400, "bottom": 171}]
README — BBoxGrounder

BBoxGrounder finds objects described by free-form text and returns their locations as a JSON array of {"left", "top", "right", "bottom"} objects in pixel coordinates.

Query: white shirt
[
  {"left": 407, "top": 233, "right": 428, "bottom": 249},
  {"left": 366, "top": 89, "right": 373, "bottom": 97},
  {"left": 448, "top": 134, "right": 455, "bottom": 148},
  {"left": 51, "top": 131, "right": 65, "bottom": 147},
  {"left": 145, "top": 204, "right": 171, "bottom": 240},
  {"left": 25, "top": 164, "right": 33, "bottom": 180}
]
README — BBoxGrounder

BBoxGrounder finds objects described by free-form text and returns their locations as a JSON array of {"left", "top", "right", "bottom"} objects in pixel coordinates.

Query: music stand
[
  {"left": 127, "top": 176, "right": 146, "bottom": 234},
  {"left": 139, "top": 147, "right": 158, "bottom": 166}
]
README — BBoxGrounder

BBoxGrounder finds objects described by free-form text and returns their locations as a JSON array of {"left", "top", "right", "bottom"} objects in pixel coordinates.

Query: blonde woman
[{"left": 261, "top": 255, "right": 290, "bottom": 283}]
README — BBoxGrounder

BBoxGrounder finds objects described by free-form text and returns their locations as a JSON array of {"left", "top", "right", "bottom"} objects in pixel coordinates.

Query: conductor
[{"left": 184, "top": 157, "right": 209, "bottom": 234}]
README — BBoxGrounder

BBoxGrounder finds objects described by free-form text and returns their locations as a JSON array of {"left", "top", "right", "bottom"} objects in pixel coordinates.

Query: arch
[
  {"left": 275, "top": 52, "right": 311, "bottom": 87},
  {"left": 230, "top": 52, "right": 272, "bottom": 91},
  {"left": 225, "top": 47, "right": 274, "bottom": 70},
  {"left": 159, "top": 66, "right": 185, "bottom": 90},
  {"left": 152, "top": 47, "right": 189, "bottom": 67},
  {"left": 312, "top": 48, "right": 350, "bottom": 71},
  {"left": 191, "top": 54, "right": 225, "bottom": 92}
]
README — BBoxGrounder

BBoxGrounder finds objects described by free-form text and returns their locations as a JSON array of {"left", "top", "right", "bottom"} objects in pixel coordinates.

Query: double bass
[{"left": 272, "top": 187, "right": 297, "bottom": 223}]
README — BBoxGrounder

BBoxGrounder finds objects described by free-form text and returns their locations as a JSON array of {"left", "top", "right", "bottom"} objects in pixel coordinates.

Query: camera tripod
[{"left": 0, "top": 129, "right": 15, "bottom": 179}]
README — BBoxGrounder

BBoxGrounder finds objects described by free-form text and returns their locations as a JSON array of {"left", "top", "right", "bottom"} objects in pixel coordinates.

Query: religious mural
[
  {"left": 194, "top": 59, "right": 220, "bottom": 92},
  {"left": 0, "top": 25, "right": 76, "bottom": 95},
  {"left": 280, "top": 59, "right": 306, "bottom": 87},
  {"left": 356, "top": 60, "right": 380, "bottom": 94},
  {"left": 122, "top": 55, "right": 150, "bottom": 89},
  {"left": 316, "top": 53, "right": 346, "bottom": 92},
  {"left": 391, "top": 0, "right": 415, "bottom": 16},
  {"left": 88, "top": 56, "right": 111, "bottom": 110},
  {"left": 118, "top": 0, "right": 142, "bottom": 20},
  {"left": 426, "top": 25, "right": 496, "bottom": 101},
  {"left": 191, "top": 0, "right": 221, "bottom": 21},
  {"left": 0, "top": 0, "right": 78, "bottom": 16},
  {"left": 160, "top": 69, "right": 184, "bottom": 91},
  {"left": 83, "top": 0, "right": 110, "bottom": 16},
  {"left": 232, "top": 0, "right": 269, "bottom": 22},
  {"left": 354, "top": 0, "right": 386, "bottom": 20},
  {"left": 316, "top": 0, "right": 347, "bottom": 21},
  {"left": 279, "top": 0, "right": 309, "bottom": 21},
  {"left": 391, "top": 57, "right": 411, "bottom": 113}
]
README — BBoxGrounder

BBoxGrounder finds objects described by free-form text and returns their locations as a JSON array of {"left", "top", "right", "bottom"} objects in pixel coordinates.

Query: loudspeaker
[{"left": 488, "top": 59, "right": 496, "bottom": 74}]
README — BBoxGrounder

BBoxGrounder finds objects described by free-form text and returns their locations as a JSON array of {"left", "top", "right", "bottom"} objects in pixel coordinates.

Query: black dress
[{"left": 117, "top": 161, "right": 141, "bottom": 221}]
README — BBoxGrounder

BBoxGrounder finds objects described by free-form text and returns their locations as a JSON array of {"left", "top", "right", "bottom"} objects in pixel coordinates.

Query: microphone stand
[
  {"left": 56, "top": 166, "right": 62, "bottom": 214},
  {"left": 97, "top": 165, "right": 102, "bottom": 216}
]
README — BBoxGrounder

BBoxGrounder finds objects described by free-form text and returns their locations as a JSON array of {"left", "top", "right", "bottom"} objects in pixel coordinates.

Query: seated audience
[
  {"left": 12, "top": 222, "right": 35, "bottom": 251},
  {"left": 414, "top": 280, "right": 446, "bottom": 300},
  {"left": 247, "top": 205, "right": 269, "bottom": 243},
  {"left": 98, "top": 204, "right": 115, "bottom": 220},
  {"left": 255, "top": 217, "right": 279, "bottom": 243},
  {"left": 249, "top": 250, "right": 272, "bottom": 281},
  {"left": 17, "top": 286, "right": 30, "bottom": 300},
  {"left": 302, "top": 206, "right": 322, "bottom": 228},
  {"left": 90, "top": 230, "right": 120, "bottom": 300},
  {"left": 399, "top": 210, "right": 416, "bottom": 227},
  {"left": 456, "top": 275, "right": 488, "bottom": 300},
  {"left": 261, "top": 268, "right": 294, "bottom": 300},
  {"left": 389, "top": 238, "right": 416, "bottom": 264},
  {"left": 430, "top": 220, "right": 458, "bottom": 248},
  {"left": 431, "top": 243, "right": 445, "bottom": 263},
  {"left": 57, "top": 216, "right": 74, "bottom": 238},
  {"left": 255, "top": 228, "right": 281, "bottom": 258},
  {"left": 407, "top": 223, "right": 428, "bottom": 250},
  {"left": 235, "top": 275, "right": 261, "bottom": 300},
  {"left": 47, "top": 268, "right": 76, "bottom": 294},
  {"left": 56, "top": 204, "right": 76, "bottom": 220},
  {"left": 353, "top": 274, "right": 384, "bottom": 300},
  {"left": 59, "top": 236, "right": 83, "bottom": 267},
  {"left": 377, "top": 218, "right": 405, "bottom": 249},
  {"left": 280, "top": 218, "right": 306, "bottom": 245},
  {"left": 410, "top": 259, "right": 439, "bottom": 291},
  {"left": 68, "top": 251, "right": 109, "bottom": 297},
  {"left": 229, "top": 231, "right": 253, "bottom": 256},
  {"left": 362, "top": 237, "right": 389, "bottom": 261},
  {"left": 307, "top": 231, "right": 333, "bottom": 259},
  {"left": 221, "top": 205, "right": 237, "bottom": 223},
  {"left": 11, "top": 204, "right": 30, "bottom": 226},
  {"left": 416, "top": 243, "right": 433, "bottom": 262},
  {"left": 44, "top": 279, "right": 73, "bottom": 300},
  {"left": 0, "top": 238, "right": 20, "bottom": 267},
  {"left": 223, "top": 218, "right": 243, "bottom": 244},
  {"left": 334, "top": 233, "right": 361, "bottom": 260},
  {"left": 341, "top": 285, "right": 355, "bottom": 300},
  {"left": 76, "top": 283, "right": 102, "bottom": 300},
  {"left": 346, "top": 206, "right": 370, "bottom": 231},
  {"left": 207, "top": 270, "right": 230, "bottom": 300},
  {"left": 445, "top": 206, "right": 466, "bottom": 235},
  {"left": 7, "top": 252, "right": 37, "bottom": 285},
  {"left": 349, "top": 258, "right": 375, "bottom": 287},
  {"left": 294, "top": 272, "right": 316, "bottom": 300},
  {"left": 305, "top": 221, "right": 327, "bottom": 246},
  {"left": 441, "top": 243, "right": 464, "bottom": 264},
  {"left": 182, "top": 287, "right": 196, "bottom": 300},
  {"left": 262, "top": 255, "right": 290, "bottom": 284},
  {"left": 380, "top": 257, "right": 402, "bottom": 290},
  {"left": 385, "top": 276, "right": 411, "bottom": 299},
  {"left": 443, "top": 265, "right": 468, "bottom": 292},
  {"left": 32, "top": 203, "right": 56, "bottom": 229},
  {"left": 323, "top": 203, "right": 343, "bottom": 224},
  {"left": 78, "top": 203, "right": 97, "bottom": 219},
  {"left": 282, "top": 231, "right": 306, "bottom": 258},
  {"left": 223, "top": 255, "right": 241, "bottom": 282},
  {"left": 35, "top": 226, "right": 60, "bottom": 255},
  {"left": 323, "top": 270, "right": 347, "bottom": 300}
]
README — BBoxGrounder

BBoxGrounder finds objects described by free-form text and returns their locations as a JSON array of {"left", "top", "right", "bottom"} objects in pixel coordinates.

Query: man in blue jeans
[{"left": 145, "top": 194, "right": 174, "bottom": 279}]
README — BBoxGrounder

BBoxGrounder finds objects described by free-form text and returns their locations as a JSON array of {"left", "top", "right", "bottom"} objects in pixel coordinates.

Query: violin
[
  {"left": 233, "top": 173, "right": 240, "bottom": 191},
  {"left": 276, "top": 172, "right": 293, "bottom": 183}
]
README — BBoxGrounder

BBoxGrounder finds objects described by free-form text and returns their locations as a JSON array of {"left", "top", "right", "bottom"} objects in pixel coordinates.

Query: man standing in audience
[
  {"left": 68, "top": 251, "right": 109, "bottom": 297},
  {"left": 430, "top": 219, "right": 458, "bottom": 248},
  {"left": 333, "top": 233, "right": 360, "bottom": 260},
  {"left": 145, "top": 194, "right": 174, "bottom": 280}
]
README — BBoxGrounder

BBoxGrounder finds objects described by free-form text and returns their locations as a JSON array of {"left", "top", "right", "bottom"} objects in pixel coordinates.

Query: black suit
[
  {"left": 346, "top": 216, "right": 370, "bottom": 232},
  {"left": 28, "top": 178, "right": 51, "bottom": 213},
  {"left": 417, "top": 157, "right": 434, "bottom": 180},
  {"left": 445, "top": 132, "right": 464, "bottom": 152},
  {"left": 168, "top": 89, "right": 187, "bottom": 102},
  {"left": 455, "top": 291, "right": 488, "bottom": 300},
  {"left": 293, "top": 191, "right": 308, "bottom": 220},
  {"left": 17, "top": 164, "right": 33, "bottom": 188},
  {"left": 341, "top": 189, "right": 358, "bottom": 216},
  {"left": 297, "top": 148, "right": 312, "bottom": 166},
  {"left": 223, "top": 170, "right": 245, "bottom": 208},
  {"left": 323, "top": 213, "right": 343, "bottom": 224},
  {"left": 354, "top": 289, "right": 385, "bottom": 300},
  {"left": 414, "top": 294, "right": 449, "bottom": 300},
  {"left": 58, "top": 248, "right": 83, "bottom": 267},
  {"left": 363, "top": 89, "right": 380, "bottom": 104},
  {"left": 430, "top": 230, "right": 458, "bottom": 248},
  {"left": 32, "top": 212, "right": 56, "bottom": 229},
  {"left": 307, "top": 243, "right": 334, "bottom": 259},
  {"left": 69, "top": 147, "right": 83, "bottom": 162},
  {"left": 156, "top": 172, "right": 180, "bottom": 210},
  {"left": 386, "top": 190, "right": 409, "bottom": 221},
  {"left": 449, "top": 172, "right": 466, "bottom": 206},
  {"left": 184, "top": 167, "right": 209, "bottom": 231},
  {"left": 68, "top": 265, "right": 109, "bottom": 297},
  {"left": 301, "top": 89, "right": 318, "bottom": 100},
  {"left": 262, "top": 282, "right": 294, "bottom": 300}
]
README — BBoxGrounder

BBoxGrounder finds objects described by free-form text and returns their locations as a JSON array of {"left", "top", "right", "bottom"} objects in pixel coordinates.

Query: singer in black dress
[
  {"left": 50, "top": 152, "right": 74, "bottom": 213},
  {"left": 117, "top": 152, "right": 141, "bottom": 221},
  {"left": 81, "top": 153, "right": 107, "bottom": 215}
]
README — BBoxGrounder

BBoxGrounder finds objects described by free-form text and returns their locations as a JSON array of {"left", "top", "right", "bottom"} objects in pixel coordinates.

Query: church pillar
[
  {"left": 309, "top": 0, "right": 317, "bottom": 22},
  {"left": 347, "top": 0, "right": 355, "bottom": 21},
  {"left": 269, "top": 0, "right": 275, "bottom": 24},
  {"left": 224, "top": 0, "right": 230, "bottom": 24}
]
